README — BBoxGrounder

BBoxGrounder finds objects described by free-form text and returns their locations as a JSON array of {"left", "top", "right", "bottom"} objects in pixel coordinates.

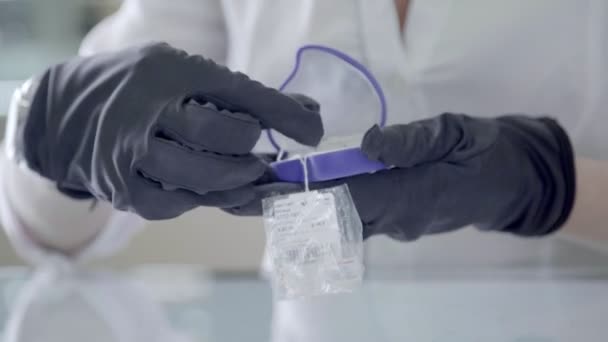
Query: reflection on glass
[{"left": 3, "top": 268, "right": 210, "bottom": 342}]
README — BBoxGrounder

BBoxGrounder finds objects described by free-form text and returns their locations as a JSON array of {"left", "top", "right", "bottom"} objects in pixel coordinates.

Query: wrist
[
  {"left": 496, "top": 116, "right": 576, "bottom": 236},
  {"left": 5, "top": 77, "right": 40, "bottom": 166},
  {"left": 10, "top": 72, "right": 94, "bottom": 200},
  {"left": 538, "top": 118, "right": 576, "bottom": 232}
]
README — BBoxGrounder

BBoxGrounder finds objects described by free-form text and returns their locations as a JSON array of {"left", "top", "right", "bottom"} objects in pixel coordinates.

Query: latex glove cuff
[
  {"left": 6, "top": 77, "right": 93, "bottom": 200},
  {"left": 5, "top": 77, "right": 40, "bottom": 166}
]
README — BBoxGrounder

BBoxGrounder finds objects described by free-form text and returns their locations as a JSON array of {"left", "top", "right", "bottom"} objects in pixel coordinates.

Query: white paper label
[
  {"left": 263, "top": 184, "right": 364, "bottom": 300},
  {"left": 267, "top": 191, "right": 341, "bottom": 265}
]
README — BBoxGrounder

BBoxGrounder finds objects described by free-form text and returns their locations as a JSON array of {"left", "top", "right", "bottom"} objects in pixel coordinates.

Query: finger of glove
[
  {"left": 223, "top": 170, "right": 390, "bottom": 225},
  {"left": 225, "top": 174, "right": 403, "bottom": 240},
  {"left": 196, "top": 185, "right": 259, "bottom": 208},
  {"left": 185, "top": 57, "right": 324, "bottom": 146},
  {"left": 130, "top": 179, "right": 257, "bottom": 219},
  {"left": 157, "top": 100, "right": 262, "bottom": 155},
  {"left": 129, "top": 181, "right": 207, "bottom": 220},
  {"left": 138, "top": 139, "right": 266, "bottom": 193},
  {"left": 222, "top": 182, "right": 304, "bottom": 216},
  {"left": 307, "top": 172, "right": 427, "bottom": 241},
  {"left": 314, "top": 175, "right": 394, "bottom": 228},
  {"left": 361, "top": 113, "right": 472, "bottom": 168},
  {"left": 285, "top": 93, "right": 321, "bottom": 112}
]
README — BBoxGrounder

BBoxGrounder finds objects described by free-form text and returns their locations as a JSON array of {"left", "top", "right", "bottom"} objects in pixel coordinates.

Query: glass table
[{"left": 0, "top": 256, "right": 606, "bottom": 342}]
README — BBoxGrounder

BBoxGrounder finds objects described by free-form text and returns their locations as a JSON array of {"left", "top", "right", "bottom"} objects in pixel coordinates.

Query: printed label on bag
[
  {"left": 263, "top": 184, "right": 364, "bottom": 300},
  {"left": 266, "top": 191, "right": 341, "bottom": 265}
]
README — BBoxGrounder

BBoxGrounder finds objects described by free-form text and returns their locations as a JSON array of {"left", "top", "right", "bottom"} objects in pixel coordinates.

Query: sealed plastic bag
[{"left": 263, "top": 184, "right": 364, "bottom": 300}]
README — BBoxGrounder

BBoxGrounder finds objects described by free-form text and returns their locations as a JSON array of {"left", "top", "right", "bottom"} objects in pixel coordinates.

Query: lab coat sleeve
[
  {"left": 79, "top": 0, "right": 228, "bottom": 63},
  {"left": 0, "top": 82, "right": 145, "bottom": 266},
  {"left": 0, "top": 0, "right": 229, "bottom": 265}
]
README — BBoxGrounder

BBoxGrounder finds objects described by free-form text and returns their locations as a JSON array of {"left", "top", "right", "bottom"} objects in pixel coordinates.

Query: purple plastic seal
[
  {"left": 269, "top": 45, "right": 390, "bottom": 183},
  {"left": 271, "top": 147, "right": 387, "bottom": 183}
]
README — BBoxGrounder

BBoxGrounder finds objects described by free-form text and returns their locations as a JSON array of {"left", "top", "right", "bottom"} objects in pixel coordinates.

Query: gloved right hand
[
  {"left": 15, "top": 42, "right": 323, "bottom": 220},
  {"left": 227, "top": 113, "right": 576, "bottom": 241}
]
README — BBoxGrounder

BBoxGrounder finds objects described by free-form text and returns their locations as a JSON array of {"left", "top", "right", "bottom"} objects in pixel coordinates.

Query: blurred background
[
  {"left": 0, "top": 0, "right": 266, "bottom": 271},
  {"left": 0, "top": 0, "right": 119, "bottom": 113}
]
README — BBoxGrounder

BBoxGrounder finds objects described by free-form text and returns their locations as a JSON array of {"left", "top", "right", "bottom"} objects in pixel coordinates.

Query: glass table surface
[{"left": 0, "top": 260, "right": 606, "bottom": 342}]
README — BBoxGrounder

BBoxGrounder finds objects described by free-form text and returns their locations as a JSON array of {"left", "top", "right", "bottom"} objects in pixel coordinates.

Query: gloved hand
[
  {"left": 226, "top": 113, "right": 576, "bottom": 240},
  {"left": 17, "top": 42, "right": 323, "bottom": 220}
]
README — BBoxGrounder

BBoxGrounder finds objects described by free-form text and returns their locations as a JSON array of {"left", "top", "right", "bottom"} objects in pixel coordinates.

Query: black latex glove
[
  {"left": 226, "top": 113, "right": 576, "bottom": 241},
  {"left": 18, "top": 42, "right": 323, "bottom": 220}
]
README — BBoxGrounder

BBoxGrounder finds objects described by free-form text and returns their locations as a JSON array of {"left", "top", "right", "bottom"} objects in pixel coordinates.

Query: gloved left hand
[
  {"left": 226, "top": 113, "right": 576, "bottom": 241},
  {"left": 14, "top": 43, "right": 323, "bottom": 220}
]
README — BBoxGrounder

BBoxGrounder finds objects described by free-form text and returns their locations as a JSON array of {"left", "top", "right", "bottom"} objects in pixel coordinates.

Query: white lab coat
[{"left": 1, "top": 0, "right": 608, "bottom": 339}]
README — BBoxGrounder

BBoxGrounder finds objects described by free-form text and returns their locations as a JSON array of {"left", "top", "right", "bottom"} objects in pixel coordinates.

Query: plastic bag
[{"left": 263, "top": 184, "right": 364, "bottom": 300}]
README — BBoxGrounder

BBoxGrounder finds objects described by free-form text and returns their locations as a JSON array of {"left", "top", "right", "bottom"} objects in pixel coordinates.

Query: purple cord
[{"left": 267, "top": 44, "right": 388, "bottom": 152}]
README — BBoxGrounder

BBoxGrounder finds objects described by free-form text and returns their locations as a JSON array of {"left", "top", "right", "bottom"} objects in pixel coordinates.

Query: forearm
[
  {"left": 560, "top": 158, "right": 608, "bottom": 241},
  {"left": 1, "top": 149, "right": 113, "bottom": 255},
  {"left": 1, "top": 81, "right": 113, "bottom": 257}
]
